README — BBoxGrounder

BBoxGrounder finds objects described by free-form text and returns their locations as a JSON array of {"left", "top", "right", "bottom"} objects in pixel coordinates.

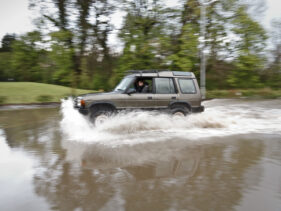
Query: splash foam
[{"left": 60, "top": 98, "right": 281, "bottom": 146}]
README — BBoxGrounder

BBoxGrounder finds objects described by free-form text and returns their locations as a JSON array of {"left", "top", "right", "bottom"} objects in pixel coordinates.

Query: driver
[{"left": 135, "top": 79, "right": 148, "bottom": 93}]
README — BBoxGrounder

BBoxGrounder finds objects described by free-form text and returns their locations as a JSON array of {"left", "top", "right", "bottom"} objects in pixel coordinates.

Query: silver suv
[{"left": 74, "top": 70, "right": 204, "bottom": 125}]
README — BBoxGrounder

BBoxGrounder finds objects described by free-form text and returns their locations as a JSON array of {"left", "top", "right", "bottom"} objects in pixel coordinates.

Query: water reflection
[
  {"left": 63, "top": 140, "right": 202, "bottom": 179},
  {"left": 0, "top": 103, "right": 281, "bottom": 211}
]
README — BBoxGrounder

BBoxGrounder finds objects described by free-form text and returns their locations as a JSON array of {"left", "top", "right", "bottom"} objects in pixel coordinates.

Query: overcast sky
[{"left": 0, "top": 0, "right": 280, "bottom": 45}]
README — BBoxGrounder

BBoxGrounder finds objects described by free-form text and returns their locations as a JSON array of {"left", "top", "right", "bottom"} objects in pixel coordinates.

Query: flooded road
[{"left": 0, "top": 99, "right": 281, "bottom": 211}]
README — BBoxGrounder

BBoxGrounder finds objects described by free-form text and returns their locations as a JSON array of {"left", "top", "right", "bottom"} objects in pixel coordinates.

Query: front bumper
[
  {"left": 77, "top": 107, "right": 89, "bottom": 115},
  {"left": 74, "top": 97, "right": 89, "bottom": 115},
  {"left": 192, "top": 106, "right": 204, "bottom": 113},
  {"left": 74, "top": 105, "right": 89, "bottom": 115}
]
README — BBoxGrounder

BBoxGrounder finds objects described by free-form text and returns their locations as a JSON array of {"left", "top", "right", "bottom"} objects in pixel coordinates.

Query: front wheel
[
  {"left": 94, "top": 112, "right": 110, "bottom": 126},
  {"left": 90, "top": 107, "right": 114, "bottom": 126}
]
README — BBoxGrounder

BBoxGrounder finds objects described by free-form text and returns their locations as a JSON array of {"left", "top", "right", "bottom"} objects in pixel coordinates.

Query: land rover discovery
[{"left": 74, "top": 70, "right": 204, "bottom": 125}]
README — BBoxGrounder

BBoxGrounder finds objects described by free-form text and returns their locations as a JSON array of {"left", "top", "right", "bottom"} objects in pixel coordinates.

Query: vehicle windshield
[{"left": 114, "top": 77, "right": 135, "bottom": 92}]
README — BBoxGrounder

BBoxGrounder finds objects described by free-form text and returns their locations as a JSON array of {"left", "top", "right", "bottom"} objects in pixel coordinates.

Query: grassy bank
[
  {"left": 0, "top": 82, "right": 93, "bottom": 104},
  {"left": 207, "top": 88, "right": 281, "bottom": 99}
]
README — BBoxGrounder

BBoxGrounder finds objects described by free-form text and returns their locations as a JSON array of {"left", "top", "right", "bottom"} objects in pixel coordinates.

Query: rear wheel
[
  {"left": 171, "top": 105, "right": 190, "bottom": 117},
  {"left": 173, "top": 111, "right": 185, "bottom": 117}
]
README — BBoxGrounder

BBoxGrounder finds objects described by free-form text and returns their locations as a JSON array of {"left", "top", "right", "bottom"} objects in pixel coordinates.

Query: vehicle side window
[
  {"left": 131, "top": 77, "right": 153, "bottom": 93},
  {"left": 155, "top": 78, "right": 176, "bottom": 94},
  {"left": 178, "top": 79, "right": 196, "bottom": 94}
]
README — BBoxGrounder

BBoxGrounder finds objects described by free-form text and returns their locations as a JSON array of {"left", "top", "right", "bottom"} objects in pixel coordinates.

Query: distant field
[{"left": 0, "top": 82, "right": 93, "bottom": 104}]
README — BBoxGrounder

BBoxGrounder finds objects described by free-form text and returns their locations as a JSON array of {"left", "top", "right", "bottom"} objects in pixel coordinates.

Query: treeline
[{"left": 0, "top": 0, "right": 280, "bottom": 91}]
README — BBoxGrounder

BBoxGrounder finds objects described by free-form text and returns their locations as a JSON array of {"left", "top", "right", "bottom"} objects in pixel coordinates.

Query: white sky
[
  {"left": 0, "top": 0, "right": 280, "bottom": 46},
  {"left": 0, "top": 0, "right": 34, "bottom": 41},
  {"left": 263, "top": 0, "right": 281, "bottom": 30}
]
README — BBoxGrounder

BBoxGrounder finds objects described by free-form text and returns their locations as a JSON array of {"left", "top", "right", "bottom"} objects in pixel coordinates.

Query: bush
[
  {"left": 0, "top": 96, "right": 7, "bottom": 104},
  {"left": 206, "top": 90, "right": 231, "bottom": 99}
]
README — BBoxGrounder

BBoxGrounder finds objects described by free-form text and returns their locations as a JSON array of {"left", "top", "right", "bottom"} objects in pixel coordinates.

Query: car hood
[{"left": 79, "top": 91, "right": 123, "bottom": 101}]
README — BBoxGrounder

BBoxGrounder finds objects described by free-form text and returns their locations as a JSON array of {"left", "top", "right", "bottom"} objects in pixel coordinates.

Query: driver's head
[{"left": 138, "top": 80, "right": 144, "bottom": 87}]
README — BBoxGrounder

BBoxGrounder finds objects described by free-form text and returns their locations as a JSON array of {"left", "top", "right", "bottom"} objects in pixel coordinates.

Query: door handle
[
  {"left": 147, "top": 96, "right": 152, "bottom": 100},
  {"left": 171, "top": 97, "right": 176, "bottom": 100}
]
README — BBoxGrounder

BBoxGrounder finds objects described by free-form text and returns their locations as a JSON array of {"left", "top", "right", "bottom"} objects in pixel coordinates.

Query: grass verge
[
  {"left": 0, "top": 82, "right": 94, "bottom": 104},
  {"left": 207, "top": 88, "right": 281, "bottom": 99},
  {"left": 1, "top": 83, "right": 280, "bottom": 104}
]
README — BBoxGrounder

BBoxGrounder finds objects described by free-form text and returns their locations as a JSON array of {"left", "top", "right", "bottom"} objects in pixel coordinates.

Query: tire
[
  {"left": 170, "top": 105, "right": 190, "bottom": 117},
  {"left": 90, "top": 106, "right": 114, "bottom": 126}
]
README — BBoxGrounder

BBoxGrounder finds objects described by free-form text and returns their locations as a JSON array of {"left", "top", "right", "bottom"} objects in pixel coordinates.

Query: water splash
[{"left": 60, "top": 98, "right": 281, "bottom": 146}]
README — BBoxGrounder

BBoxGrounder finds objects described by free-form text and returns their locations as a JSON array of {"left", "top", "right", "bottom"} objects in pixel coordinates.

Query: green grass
[
  {"left": 0, "top": 82, "right": 94, "bottom": 104},
  {"left": 207, "top": 88, "right": 281, "bottom": 99}
]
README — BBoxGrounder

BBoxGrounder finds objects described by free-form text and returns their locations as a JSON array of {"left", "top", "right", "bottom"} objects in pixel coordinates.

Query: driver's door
[
  {"left": 126, "top": 93, "right": 155, "bottom": 108},
  {"left": 125, "top": 77, "right": 156, "bottom": 109}
]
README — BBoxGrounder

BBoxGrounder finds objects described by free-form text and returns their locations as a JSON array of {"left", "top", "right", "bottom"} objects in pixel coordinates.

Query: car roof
[{"left": 125, "top": 70, "right": 196, "bottom": 78}]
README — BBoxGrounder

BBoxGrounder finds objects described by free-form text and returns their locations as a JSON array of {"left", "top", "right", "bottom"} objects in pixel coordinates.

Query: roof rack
[
  {"left": 125, "top": 70, "right": 194, "bottom": 78},
  {"left": 172, "top": 71, "right": 192, "bottom": 76},
  {"left": 126, "top": 69, "right": 170, "bottom": 77}
]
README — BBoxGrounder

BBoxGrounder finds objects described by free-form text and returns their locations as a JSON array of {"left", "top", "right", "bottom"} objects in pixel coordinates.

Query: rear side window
[
  {"left": 178, "top": 79, "right": 196, "bottom": 94},
  {"left": 155, "top": 78, "right": 176, "bottom": 94}
]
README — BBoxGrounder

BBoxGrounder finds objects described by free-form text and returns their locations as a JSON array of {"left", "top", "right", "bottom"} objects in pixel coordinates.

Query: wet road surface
[{"left": 0, "top": 99, "right": 281, "bottom": 211}]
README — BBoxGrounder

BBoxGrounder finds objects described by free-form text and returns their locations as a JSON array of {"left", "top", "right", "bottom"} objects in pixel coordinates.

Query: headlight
[{"left": 77, "top": 100, "right": 81, "bottom": 107}]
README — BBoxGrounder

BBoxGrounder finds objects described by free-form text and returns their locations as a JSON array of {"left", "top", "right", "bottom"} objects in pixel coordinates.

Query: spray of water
[{"left": 60, "top": 98, "right": 281, "bottom": 146}]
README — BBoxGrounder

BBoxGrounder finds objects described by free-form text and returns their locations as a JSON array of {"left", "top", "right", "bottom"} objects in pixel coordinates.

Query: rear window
[
  {"left": 155, "top": 78, "right": 176, "bottom": 94},
  {"left": 178, "top": 79, "right": 196, "bottom": 94}
]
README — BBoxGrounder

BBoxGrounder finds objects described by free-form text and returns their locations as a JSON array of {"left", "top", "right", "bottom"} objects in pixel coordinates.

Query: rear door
[{"left": 154, "top": 77, "right": 178, "bottom": 108}]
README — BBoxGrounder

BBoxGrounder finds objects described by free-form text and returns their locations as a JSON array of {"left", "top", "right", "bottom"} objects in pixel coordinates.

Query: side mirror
[{"left": 126, "top": 88, "right": 136, "bottom": 95}]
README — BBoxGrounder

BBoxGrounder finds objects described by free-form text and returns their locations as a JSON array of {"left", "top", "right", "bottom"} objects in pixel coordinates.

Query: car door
[
  {"left": 125, "top": 78, "right": 156, "bottom": 109},
  {"left": 154, "top": 77, "right": 178, "bottom": 108},
  {"left": 126, "top": 93, "right": 155, "bottom": 108}
]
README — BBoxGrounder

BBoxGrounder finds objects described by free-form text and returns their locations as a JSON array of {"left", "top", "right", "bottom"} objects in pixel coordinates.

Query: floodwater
[{"left": 0, "top": 99, "right": 281, "bottom": 211}]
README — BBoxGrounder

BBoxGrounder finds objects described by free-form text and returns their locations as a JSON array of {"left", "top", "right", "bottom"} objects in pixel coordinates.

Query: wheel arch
[{"left": 89, "top": 101, "right": 117, "bottom": 112}]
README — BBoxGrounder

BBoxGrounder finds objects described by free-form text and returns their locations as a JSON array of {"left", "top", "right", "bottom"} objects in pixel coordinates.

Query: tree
[
  {"left": 167, "top": 0, "right": 200, "bottom": 74},
  {"left": 0, "top": 34, "right": 16, "bottom": 52},
  {"left": 227, "top": 5, "right": 267, "bottom": 88},
  {"left": 49, "top": 30, "right": 74, "bottom": 85},
  {"left": 113, "top": 0, "right": 168, "bottom": 85},
  {"left": 29, "top": 0, "right": 117, "bottom": 90},
  {"left": 204, "top": 0, "right": 236, "bottom": 89},
  {"left": 90, "top": 0, "right": 116, "bottom": 90},
  {"left": 0, "top": 34, "right": 16, "bottom": 80},
  {"left": 76, "top": 0, "right": 92, "bottom": 58},
  {"left": 270, "top": 19, "right": 281, "bottom": 72},
  {"left": 0, "top": 52, "right": 14, "bottom": 81},
  {"left": 30, "top": 0, "right": 78, "bottom": 87},
  {"left": 261, "top": 19, "right": 281, "bottom": 88},
  {"left": 23, "top": 0, "right": 270, "bottom": 91},
  {"left": 11, "top": 31, "right": 46, "bottom": 82},
  {"left": 168, "top": 23, "right": 199, "bottom": 72}
]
